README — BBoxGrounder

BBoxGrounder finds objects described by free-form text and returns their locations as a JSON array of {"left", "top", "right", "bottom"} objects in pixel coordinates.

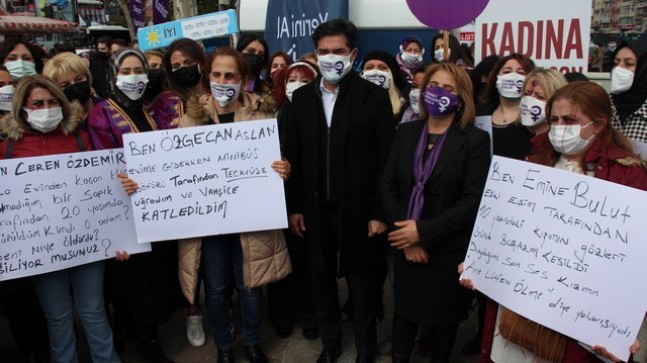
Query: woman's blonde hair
[
  {"left": 42, "top": 52, "right": 92, "bottom": 85},
  {"left": 386, "top": 68, "right": 403, "bottom": 116},
  {"left": 360, "top": 68, "right": 404, "bottom": 116},
  {"left": 419, "top": 62, "right": 475, "bottom": 130},
  {"left": 521, "top": 68, "right": 567, "bottom": 102},
  {"left": 13, "top": 75, "right": 72, "bottom": 125}
]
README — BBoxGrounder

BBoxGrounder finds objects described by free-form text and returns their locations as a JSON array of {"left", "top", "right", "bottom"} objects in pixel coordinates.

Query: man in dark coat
[
  {"left": 89, "top": 36, "right": 112, "bottom": 99},
  {"left": 285, "top": 19, "right": 396, "bottom": 363}
]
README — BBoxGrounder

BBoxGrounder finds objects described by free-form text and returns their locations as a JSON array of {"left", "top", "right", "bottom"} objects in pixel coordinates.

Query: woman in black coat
[{"left": 381, "top": 62, "right": 491, "bottom": 363}]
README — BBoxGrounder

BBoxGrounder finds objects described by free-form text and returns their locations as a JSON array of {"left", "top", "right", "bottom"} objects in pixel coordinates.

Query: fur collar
[
  {"left": 185, "top": 91, "right": 276, "bottom": 126},
  {"left": 0, "top": 101, "right": 85, "bottom": 140}
]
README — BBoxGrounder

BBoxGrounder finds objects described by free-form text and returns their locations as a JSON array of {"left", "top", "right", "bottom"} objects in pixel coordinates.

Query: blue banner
[
  {"left": 138, "top": 9, "right": 239, "bottom": 51},
  {"left": 264, "top": 0, "right": 348, "bottom": 61}
]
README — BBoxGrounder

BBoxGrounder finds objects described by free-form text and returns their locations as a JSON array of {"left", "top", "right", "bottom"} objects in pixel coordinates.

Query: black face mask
[
  {"left": 64, "top": 81, "right": 91, "bottom": 104},
  {"left": 171, "top": 64, "right": 201, "bottom": 88},
  {"left": 243, "top": 53, "right": 264, "bottom": 76},
  {"left": 148, "top": 69, "right": 167, "bottom": 91},
  {"left": 144, "top": 69, "right": 167, "bottom": 101}
]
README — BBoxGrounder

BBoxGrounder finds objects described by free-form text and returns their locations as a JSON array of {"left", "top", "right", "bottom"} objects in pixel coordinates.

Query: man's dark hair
[
  {"left": 96, "top": 36, "right": 113, "bottom": 47},
  {"left": 312, "top": 19, "right": 357, "bottom": 50},
  {"left": 112, "top": 38, "right": 128, "bottom": 48},
  {"left": 53, "top": 44, "right": 76, "bottom": 55}
]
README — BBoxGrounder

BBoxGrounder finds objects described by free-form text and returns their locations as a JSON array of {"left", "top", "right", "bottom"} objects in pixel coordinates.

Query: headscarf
[
  {"left": 362, "top": 50, "right": 406, "bottom": 92},
  {"left": 401, "top": 36, "right": 423, "bottom": 51},
  {"left": 611, "top": 40, "right": 647, "bottom": 122},
  {"left": 108, "top": 47, "right": 149, "bottom": 108},
  {"left": 108, "top": 47, "right": 151, "bottom": 132}
]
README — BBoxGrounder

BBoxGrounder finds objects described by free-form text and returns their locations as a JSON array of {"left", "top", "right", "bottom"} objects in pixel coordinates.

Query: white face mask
[
  {"left": 24, "top": 106, "right": 64, "bottom": 133},
  {"left": 496, "top": 72, "right": 525, "bottom": 99},
  {"left": 610, "top": 66, "right": 634, "bottom": 94},
  {"left": 400, "top": 45, "right": 424, "bottom": 68},
  {"left": 434, "top": 48, "right": 450, "bottom": 62},
  {"left": 317, "top": 53, "right": 353, "bottom": 84},
  {"left": 116, "top": 74, "right": 148, "bottom": 100},
  {"left": 548, "top": 122, "right": 594, "bottom": 156},
  {"left": 0, "top": 85, "right": 14, "bottom": 111},
  {"left": 210, "top": 82, "right": 241, "bottom": 107},
  {"left": 361, "top": 69, "right": 391, "bottom": 89},
  {"left": 409, "top": 88, "right": 421, "bottom": 115},
  {"left": 520, "top": 96, "right": 547, "bottom": 127},
  {"left": 5, "top": 59, "right": 36, "bottom": 81},
  {"left": 285, "top": 81, "right": 308, "bottom": 102}
]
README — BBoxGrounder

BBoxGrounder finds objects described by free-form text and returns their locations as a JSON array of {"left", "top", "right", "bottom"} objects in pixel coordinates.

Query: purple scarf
[{"left": 406, "top": 124, "right": 449, "bottom": 220}]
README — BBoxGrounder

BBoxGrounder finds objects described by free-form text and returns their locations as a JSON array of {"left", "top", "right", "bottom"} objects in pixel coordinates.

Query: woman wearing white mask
[
  {"left": 272, "top": 61, "right": 318, "bottom": 148},
  {"left": 0, "top": 75, "right": 121, "bottom": 363},
  {"left": 520, "top": 68, "right": 568, "bottom": 154},
  {"left": 396, "top": 36, "right": 425, "bottom": 86},
  {"left": 0, "top": 65, "right": 14, "bottom": 115},
  {"left": 0, "top": 38, "right": 42, "bottom": 82},
  {"left": 361, "top": 50, "right": 409, "bottom": 123},
  {"left": 88, "top": 48, "right": 177, "bottom": 363},
  {"left": 88, "top": 48, "right": 170, "bottom": 149},
  {"left": 477, "top": 53, "right": 535, "bottom": 160},
  {"left": 464, "top": 81, "right": 646, "bottom": 363},
  {"left": 400, "top": 64, "right": 429, "bottom": 124},
  {"left": 609, "top": 40, "right": 647, "bottom": 143},
  {"left": 175, "top": 46, "right": 291, "bottom": 363}
]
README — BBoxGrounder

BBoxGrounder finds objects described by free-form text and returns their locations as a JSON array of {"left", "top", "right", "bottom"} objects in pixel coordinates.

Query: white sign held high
[
  {"left": 0, "top": 149, "right": 150, "bottom": 281},
  {"left": 460, "top": 156, "right": 647, "bottom": 361},
  {"left": 474, "top": 0, "right": 591, "bottom": 73},
  {"left": 122, "top": 119, "right": 288, "bottom": 243}
]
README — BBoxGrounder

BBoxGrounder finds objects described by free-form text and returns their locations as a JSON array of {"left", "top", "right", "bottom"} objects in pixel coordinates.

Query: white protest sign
[
  {"left": 475, "top": 0, "right": 591, "bottom": 73},
  {"left": 122, "top": 119, "right": 288, "bottom": 243},
  {"left": 0, "top": 149, "right": 150, "bottom": 281},
  {"left": 460, "top": 156, "right": 647, "bottom": 361},
  {"left": 474, "top": 115, "right": 493, "bottom": 156}
]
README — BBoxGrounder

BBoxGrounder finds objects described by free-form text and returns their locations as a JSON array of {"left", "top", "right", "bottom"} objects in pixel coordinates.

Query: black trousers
[
  {"left": 267, "top": 230, "right": 317, "bottom": 329},
  {"left": 392, "top": 313, "right": 458, "bottom": 363},
  {"left": 311, "top": 204, "right": 380, "bottom": 355}
]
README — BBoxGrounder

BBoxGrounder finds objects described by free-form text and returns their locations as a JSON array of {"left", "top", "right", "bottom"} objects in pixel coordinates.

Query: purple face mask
[{"left": 422, "top": 85, "right": 459, "bottom": 117}]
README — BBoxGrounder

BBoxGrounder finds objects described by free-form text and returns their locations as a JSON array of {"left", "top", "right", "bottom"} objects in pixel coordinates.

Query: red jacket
[
  {"left": 0, "top": 103, "right": 92, "bottom": 158},
  {"left": 481, "top": 137, "right": 647, "bottom": 363}
]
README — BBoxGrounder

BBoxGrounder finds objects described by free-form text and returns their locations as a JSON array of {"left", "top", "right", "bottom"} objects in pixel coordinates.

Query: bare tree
[{"left": 116, "top": 0, "right": 136, "bottom": 39}]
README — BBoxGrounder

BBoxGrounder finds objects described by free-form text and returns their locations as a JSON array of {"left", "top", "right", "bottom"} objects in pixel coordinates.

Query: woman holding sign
[
  {"left": 380, "top": 62, "right": 491, "bottom": 363},
  {"left": 465, "top": 81, "right": 647, "bottom": 363},
  {"left": 178, "top": 46, "right": 290, "bottom": 363},
  {"left": 88, "top": 48, "right": 178, "bottom": 363},
  {"left": 0, "top": 75, "right": 120, "bottom": 362}
]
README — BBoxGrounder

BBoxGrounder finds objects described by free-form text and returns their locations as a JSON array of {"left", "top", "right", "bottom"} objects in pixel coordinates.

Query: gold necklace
[{"left": 495, "top": 106, "right": 515, "bottom": 125}]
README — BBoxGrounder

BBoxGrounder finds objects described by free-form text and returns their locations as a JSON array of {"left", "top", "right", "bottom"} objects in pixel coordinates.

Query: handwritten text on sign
[
  {"left": 122, "top": 119, "right": 288, "bottom": 243},
  {"left": 0, "top": 149, "right": 151, "bottom": 281},
  {"left": 460, "top": 156, "right": 647, "bottom": 361}
]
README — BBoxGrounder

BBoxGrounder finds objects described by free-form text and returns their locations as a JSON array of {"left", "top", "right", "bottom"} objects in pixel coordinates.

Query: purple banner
[
  {"left": 406, "top": 0, "right": 490, "bottom": 29},
  {"left": 153, "top": 0, "right": 171, "bottom": 25},
  {"left": 130, "top": 0, "right": 146, "bottom": 31}
]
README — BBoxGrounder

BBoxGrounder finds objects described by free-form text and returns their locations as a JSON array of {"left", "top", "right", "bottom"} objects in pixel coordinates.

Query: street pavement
[{"left": 1, "top": 280, "right": 482, "bottom": 363}]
